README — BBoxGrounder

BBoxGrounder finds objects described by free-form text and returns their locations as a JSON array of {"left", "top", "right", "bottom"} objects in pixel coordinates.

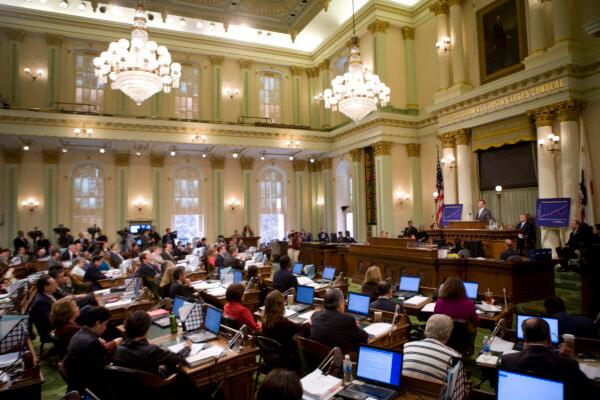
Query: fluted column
[
  {"left": 439, "top": 133, "right": 458, "bottom": 204},
  {"left": 407, "top": 144, "right": 423, "bottom": 226},
  {"left": 529, "top": 106, "right": 560, "bottom": 252},
  {"left": 150, "top": 156, "right": 165, "bottom": 231},
  {"left": 211, "top": 157, "right": 225, "bottom": 236},
  {"left": 240, "top": 158, "right": 254, "bottom": 227},
  {"left": 240, "top": 59, "right": 253, "bottom": 117},
  {"left": 3, "top": 28, "right": 25, "bottom": 106},
  {"left": 430, "top": 2, "right": 450, "bottom": 90},
  {"left": 293, "top": 160, "right": 308, "bottom": 230},
  {"left": 528, "top": 0, "right": 552, "bottom": 55},
  {"left": 210, "top": 56, "right": 224, "bottom": 121},
  {"left": 307, "top": 68, "right": 320, "bottom": 129},
  {"left": 557, "top": 100, "right": 585, "bottom": 221},
  {"left": 45, "top": 34, "right": 63, "bottom": 107},
  {"left": 401, "top": 27, "right": 418, "bottom": 111},
  {"left": 309, "top": 161, "right": 323, "bottom": 237},
  {"left": 367, "top": 20, "right": 390, "bottom": 84},
  {"left": 322, "top": 158, "right": 335, "bottom": 234},
  {"left": 318, "top": 60, "right": 331, "bottom": 128},
  {"left": 448, "top": 0, "right": 467, "bottom": 86},
  {"left": 350, "top": 149, "right": 366, "bottom": 242},
  {"left": 42, "top": 151, "right": 60, "bottom": 236},
  {"left": 3, "top": 150, "right": 21, "bottom": 243},
  {"left": 290, "top": 67, "right": 304, "bottom": 125},
  {"left": 455, "top": 130, "right": 473, "bottom": 219},
  {"left": 373, "top": 141, "right": 394, "bottom": 235},
  {"left": 114, "top": 154, "right": 130, "bottom": 230},
  {"left": 552, "top": 0, "right": 571, "bottom": 44}
]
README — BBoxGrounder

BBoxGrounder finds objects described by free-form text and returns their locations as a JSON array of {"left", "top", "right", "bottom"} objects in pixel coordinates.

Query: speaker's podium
[{"left": 427, "top": 221, "right": 519, "bottom": 259}]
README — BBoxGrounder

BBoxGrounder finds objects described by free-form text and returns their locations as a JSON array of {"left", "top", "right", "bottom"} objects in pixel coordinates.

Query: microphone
[
  {"left": 282, "top": 287, "right": 295, "bottom": 297},
  {"left": 489, "top": 318, "right": 505, "bottom": 342},
  {"left": 244, "top": 277, "right": 255, "bottom": 293},
  {"left": 502, "top": 288, "right": 508, "bottom": 311},
  {"left": 332, "top": 272, "right": 344, "bottom": 288},
  {"left": 388, "top": 304, "right": 401, "bottom": 337}
]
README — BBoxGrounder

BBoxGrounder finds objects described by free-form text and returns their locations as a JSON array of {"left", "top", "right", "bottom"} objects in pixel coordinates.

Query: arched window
[
  {"left": 336, "top": 161, "right": 353, "bottom": 236},
  {"left": 72, "top": 163, "right": 104, "bottom": 234},
  {"left": 258, "top": 167, "right": 286, "bottom": 242},
  {"left": 259, "top": 71, "right": 282, "bottom": 123},
  {"left": 173, "top": 65, "right": 199, "bottom": 119},
  {"left": 75, "top": 52, "right": 104, "bottom": 112},
  {"left": 172, "top": 166, "right": 204, "bottom": 243}
]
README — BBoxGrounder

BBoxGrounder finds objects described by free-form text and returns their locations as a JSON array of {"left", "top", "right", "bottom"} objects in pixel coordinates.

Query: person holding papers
[
  {"left": 310, "top": 288, "right": 368, "bottom": 354},
  {"left": 434, "top": 277, "right": 479, "bottom": 327},
  {"left": 223, "top": 283, "right": 261, "bottom": 331},
  {"left": 114, "top": 310, "right": 191, "bottom": 377}
]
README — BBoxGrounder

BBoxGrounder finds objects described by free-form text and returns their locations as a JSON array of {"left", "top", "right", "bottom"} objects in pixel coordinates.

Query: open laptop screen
[
  {"left": 356, "top": 345, "right": 403, "bottom": 388},
  {"left": 204, "top": 306, "right": 223, "bottom": 335},
  {"left": 399, "top": 276, "right": 420, "bottom": 292},
  {"left": 295, "top": 285, "right": 314, "bottom": 305},
  {"left": 497, "top": 369, "right": 563, "bottom": 400},
  {"left": 464, "top": 282, "right": 479, "bottom": 300},
  {"left": 292, "top": 263, "right": 303, "bottom": 275},
  {"left": 516, "top": 315, "right": 560, "bottom": 344},
  {"left": 322, "top": 267, "right": 336, "bottom": 281},
  {"left": 233, "top": 270, "right": 243, "bottom": 284},
  {"left": 347, "top": 292, "right": 370, "bottom": 316},
  {"left": 172, "top": 296, "right": 186, "bottom": 319}
]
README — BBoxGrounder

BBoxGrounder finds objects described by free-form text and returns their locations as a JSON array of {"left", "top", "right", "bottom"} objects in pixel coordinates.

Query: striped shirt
[{"left": 402, "top": 338, "right": 460, "bottom": 382}]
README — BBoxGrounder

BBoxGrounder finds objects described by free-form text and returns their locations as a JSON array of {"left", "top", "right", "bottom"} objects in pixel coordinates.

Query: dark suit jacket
[
  {"left": 403, "top": 226, "right": 419, "bottom": 238},
  {"left": 476, "top": 207, "right": 493, "bottom": 221},
  {"left": 13, "top": 236, "right": 28, "bottom": 252},
  {"left": 500, "top": 247, "right": 520, "bottom": 261},
  {"left": 273, "top": 269, "right": 298, "bottom": 293},
  {"left": 168, "top": 281, "right": 195, "bottom": 300},
  {"left": 317, "top": 232, "right": 330, "bottom": 243},
  {"left": 361, "top": 282, "right": 379, "bottom": 303},
  {"left": 215, "top": 253, "right": 226, "bottom": 269},
  {"left": 310, "top": 309, "right": 369, "bottom": 354},
  {"left": 224, "top": 253, "right": 244, "bottom": 270},
  {"left": 29, "top": 292, "right": 54, "bottom": 340},
  {"left": 61, "top": 251, "right": 77, "bottom": 262},
  {"left": 108, "top": 251, "right": 123, "bottom": 268},
  {"left": 370, "top": 297, "right": 401, "bottom": 313},
  {"left": 113, "top": 338, "right": 189, "bottom": 377},
  {"left": 84, "top": 266, "right": 105, "bottom": 291},
  {"left": 517, "top": 221, "right": 536, "bottom": 250},
  {"left": 500, "top": 345, "right": 592, "bottom": 399}
]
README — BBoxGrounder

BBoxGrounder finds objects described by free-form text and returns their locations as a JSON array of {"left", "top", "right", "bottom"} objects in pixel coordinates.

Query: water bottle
[
  {"left": 343, "top": 355, "right": 353, "bottom": 384},
  {"left": 482, "top": 336, "right": 491, "bottom": 357},
  {"left": 169, "top": 314, "right": 177, "bottom": 334}
]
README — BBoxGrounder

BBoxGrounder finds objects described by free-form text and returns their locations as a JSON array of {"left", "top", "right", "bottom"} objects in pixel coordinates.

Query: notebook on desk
[
  {"left": 497, "top": 369, "right": 564, "bottom": 400},
  {"left": 393, "top": 276, "right": 420, "bottom": 299},
  {"left": 337, "top": 345, "right": 403, "bottom": 400},
  {"left": 514, "top": 315, "right": 559, "bottom": 350},
  {"left": 346, "top": 292, "right": 370, "bottom": 321}
]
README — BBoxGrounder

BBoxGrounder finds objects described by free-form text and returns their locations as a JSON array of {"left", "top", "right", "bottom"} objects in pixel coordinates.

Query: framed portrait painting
[{"left": 477, "top": 0, "right": 528, "bottom": 84}]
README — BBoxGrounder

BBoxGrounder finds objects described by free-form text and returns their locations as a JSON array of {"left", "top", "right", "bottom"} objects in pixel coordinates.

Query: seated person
[
  {"left": 434, "top": 277, "right": 479, "bottom": 327},
  {"left": 261, "top": 290, "right": 310, "bottom": 368},
  {"left": 247, "top": 265, "right": 268, "bottom": 306},
  {"left": 449, "top": 237, "right": 462, "bottom": 254},
  {"left": 113, "top": 310, "right": 191, "bottom": 377},
  {"left": 310, "top": 288, "right": 368, "bottom": 354},
  {"left": 272, "top": 255, "right": 298, "bottom": 294},
  {"left": 95, "top": 250, "right": 111, "bottom": 273},
  {"left": 84, "top": 255, "right": 106, "bottom": 291},
  {"left": 139, "top": 252, "right": 159, "bottom": 279},
  {"left": 361, "top": 265, "right": 382, "bottom": 303},
  {"left": 70, "top": 256, "right": 87, "bottom": 279},
  {"left": 224, "top": 246, "right": 245, "bottom": 271},
  {"left": 415, "top": 225, "right": 429, "bottom": 242},
  {"left": 256, "top": 368, "right": 303, "bottom": 400},
  {"left": 544, "top": 295, "right": 596, "bottom": 338},
  {"left": 500, "top": 239, "right": 520, "bottom": 261},
  {"left": 403, "top": 220, "right": 419, "bottom": 238},
  {"left": 215, "top": 244, "right": 227, "bottom": 270},
  {"left": 29, "top": 274, "right": 58, "bottom": 342},
  {"left": 47, "top": 249, "right": 63, "bottom": 270},
  {"left": 343, "top": 230, "right": 356, "bottom": 243},
  {"left": 168, "top": 266, "right": 197, "bottom": 299},
  {"left": 63, "top": 306, "right": 122, "bottom": 398},
  {"left": 403, "top": 314, "right": 462, "bottom": 383},
  {"left": 159, "top": 265, "right": 175, "bottom": 298},
  {"left": 336, "top": 231, "right": 345, "bottom": 243},
  {"left": 49, "top": 268, "right": 97, "bottom": 308},
  {"left": 370, "top": 281, "right": 400, "bottom": 313},
  {"left": 500, "top": 317, "right": 592, "bottom": 399},
  {"left": 223, "top": 283, "right": 261, "bottom": 331}
]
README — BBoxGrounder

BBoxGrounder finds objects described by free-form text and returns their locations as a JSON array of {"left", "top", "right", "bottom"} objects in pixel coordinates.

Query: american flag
[{"left": 436, "top": 155, "right": 444, "bottom": 224}]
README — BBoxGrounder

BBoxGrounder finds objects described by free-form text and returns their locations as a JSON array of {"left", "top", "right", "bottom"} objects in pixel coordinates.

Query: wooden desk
[
  {"left": 447, "top": 221, "right": 488, "bottom": 229},
  {"left": 299, "top": 242, "right": 349, "bottom": 274},
  {"left": 224, "top": 236, "right": 261, "bottom": 248},
  {"left": 427, "top": 228, "right": 519, "bottom": 259},
  {"left": 368, "top": 237, "right": 414, "bottom": 247},
  {"left": 98, "top": 276, "right": 126, "bottom": 289},
  {"left": 95, "top": 292, "right": 155, "bottom": 322},
  {"left": 261, "top": 277, "right": 349, "bottom": 299}
]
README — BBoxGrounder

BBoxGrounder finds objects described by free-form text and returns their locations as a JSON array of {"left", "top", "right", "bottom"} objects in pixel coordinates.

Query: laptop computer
[
  {"left": 292, "top": 262, "right": 303, "bottom": 277},
  {"left": 153, "top": 295, "right": 191, "bottom": 328},
  {"left": 393, "top": 276, "right": 420, "bottom": 299},
  {"left": 464, "top": 281, "right": 479, "bottom": 300},
  {"left": 347, "top": 292, "right": 370, "bottom": 321},
  {"left": 497, "top": 369, "right": 564, "bottom": 400},
  {"left": 514, "top": 315, "right": 560, "bottom": 350},
  {"left": 337, "top": 345, "right": 403, "bottom": 400},
  {"left": 315, "top": 266, "right": 336, "bottom": 284},
  {"left": 184, "top": 305, "right": 223, "bottom": 343},
  {"left": 288, "top": 285, "right": 314, "bottom": 313},
  {"left": 232, "top": 269, "right": 243, "bottom": 284}
]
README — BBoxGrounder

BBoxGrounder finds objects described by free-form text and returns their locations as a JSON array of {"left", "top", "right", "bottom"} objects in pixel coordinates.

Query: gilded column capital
[
  {"left": 306, "top": 67, "right": 320, "bottom": 78},
  {"left": 406, "top": 144, "right": 421, "bottom": 157},
  {"left": 239, "top": 59, "right": 253, "bottom": 69},
  {"left": 429, "top": 1, "right": 449, "bottom": 15},
  {"left": 211, "top": 157, "right": 225, "bottom": 169},
  {"left": 527, "top": 106, "right": 555, "bottom": 128},
  {"left": 240, "top": 157, "right": 254, "bottom": 170},
  {"left": 293, "top": 160, "right": 307, "bottom": 171},
  {"left": 349, "top": 148, "right": 363, "bottom": 162},
  {"left": 321, "top": 158, "right": 332, "bottom": 170},
  {"left": 290, "top": 66, "right": 305, "bottom": 76},
  {"left": 367, "top": 20, "right": 390, "bottom": 34},
  {"left": 45, "top": 33, "right": 64, "bottom": 46},
  {"left": 210, "top": 55, "right": 224, "bottom": 66},
  {"left": 2, "top": 28, "right": 25, "bottom": 41},
  {"left": 447, "top": 0, "right": 462, "bottom": 7},
  {"left": 438, "top": 132, "right": 456, "bottom": 148},
  {"left": 373, "top": 141, "right": 393, "bottom": 156},
  {"left": 308, "top": 160, "right": 322, "bottom": 172},
  {"left": 401, "top": 26, "right": 415, "bottom": 40},
  {"left": 454, "top": 129, "right": 471, "bottom": 145},
  {"left": 318, "top": 59, "right": 330, "bottom": 71},
  {"left": 114, "top": 153, "right": 130, "bottom": 167},
  {"left": 556, "top": 99, "right": 586, "bottom": 122},
  {"left": 150, "top": 155, "right": 165, "bottom": 168},
  {"left": 42, "top": 151, "right": 60, "bottom": 164},
  {"left": 3, "top": 149, "right": 23, "bottom": 163}
]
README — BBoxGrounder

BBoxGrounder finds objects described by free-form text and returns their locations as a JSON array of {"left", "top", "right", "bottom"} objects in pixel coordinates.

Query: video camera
[
  {"left": 53, "top": 224, "right": 71, "bottom": 236},
  {"left": 87, "top": 225, "right": 101, "bottom": 239},
  {"left": 27, "top": 227, "right": 44, "bottom": 240}
]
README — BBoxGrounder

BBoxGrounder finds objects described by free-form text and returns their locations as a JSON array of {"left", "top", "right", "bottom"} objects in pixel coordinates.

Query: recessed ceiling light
[
  {"left": 260, "top": 155, "right": 265, "bottom": 160},
  {"left": 111, "top": 6, "right": 122, "bottom": 16},
  {"left": 232, "top": 153, "right": 238, "bottom": 158},
  {"left": 209, "top": 23, "right": 216, "bottom": 31},
  {"left": 59, "top": 0, "right": 68, "bottom": 7},
  {"left": 196, "top": 21, "right": 204, "bottom": 29},
  {"left": 62, "top": 148, "right": 68, "bottom": 153},
  {"left": 170, "top": 150, "right": 176, "bottom": 156},
  {"left": 23, "top": 145, "right": 30, "bottom": 151},
  {"left": 202, "top": 153, "right": 207, "bottom": 158},
  {"left": 135, "top": 151, "right": 141, "bottom": 156},
  {"left": 99, "top": 148, "right": 105, "bottom": 154},
  {"left": 179, "top": 18, "right": 186, "bottom": 27},
  {"left": 77, "top": 1, "right": 86, "bottom": 11},
  {"left": 289, "top": 156, "right": 294, "bottom": 161},
  {"left": 310, "top": 158, "right": 315, "bottom": 163}
]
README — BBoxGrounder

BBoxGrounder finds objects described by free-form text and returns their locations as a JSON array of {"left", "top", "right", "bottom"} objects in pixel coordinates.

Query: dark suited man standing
[
  {"left": 13, "top": 231, "right": 29, "bottom": 254},
  {"left": 476, "top": 200, "right": 493, "bottom": 222},
  {"left": 516, "top": 213, "right": 536, "bottom": 255}
]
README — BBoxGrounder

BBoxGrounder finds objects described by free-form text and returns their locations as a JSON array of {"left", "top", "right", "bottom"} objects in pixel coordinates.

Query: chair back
[
  {"left": 294, "top": 335, "right": 332, "bottom": 375},
  {"left": 50, "top": 330, "right": 68, "bottom": 359},
  {"left": 506, "top": 255, "right": 525, "bottom": 262},
  {"left": 222, "top": 316, "right": 243, "bottom": 330},
  {"left": 457, "top": 249, "right": 470, "bottom": 259},
  {"left": 255, "top": 335, "right": 284, "bottom": 371},
  {"left": 104, "top": 365, "right": 176, "bottom": 400},
  {"left": 446, "top": 320, "right": 475, "bottom": 356}
]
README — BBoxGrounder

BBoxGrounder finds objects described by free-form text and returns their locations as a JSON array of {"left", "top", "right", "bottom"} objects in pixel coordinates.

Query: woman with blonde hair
[
  {"left": 159, "top": 265, "right": 176, "bottom": 298},
  {"left": 361, "top": 265, "right": 382, "bottom": 303}
]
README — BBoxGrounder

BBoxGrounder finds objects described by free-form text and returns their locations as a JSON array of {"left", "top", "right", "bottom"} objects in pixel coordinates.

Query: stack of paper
[
  {"left": 404, "top": 295, "right": 430, "bottom": 307},
  {"left": 364, "top": 322, "right": 392, "bottom": 337},
  {"left": 185, "top": 344, "right": 225, "bottom": 367},
  {"left": 297, "top": 276, "right": 315, "bottom": 286},
  {"left": 104, "top": 298, "right": 133, "bottom": 310},
  {"left": 168, "top": 342, "right": 206, "bottom": 355},
  {"left": 192, "top": 281, "right": 221, "bottom": 290},
  {"left": 579, "top": 363, "right": 600, "bottom": 380},
  {"left": 301, "top": 369, "right": 342, "bottom": 400},
  {"left": 206, "top": 287, "right": 227, "bottom": 297},
  {"left": 489, "top": 337, "right": 518, "bottom": 355},
  {"left": 476, "top": 303, "right": 502, "bottom": 313},
  {"left": 421, "top": 302, "right": 436, "bottom": 312},
  {"left": 296, "top": 310, "right": 316, "bottom": 320},
  {"left": 475, "top": 354, "right": 499, "bottom": 366}
]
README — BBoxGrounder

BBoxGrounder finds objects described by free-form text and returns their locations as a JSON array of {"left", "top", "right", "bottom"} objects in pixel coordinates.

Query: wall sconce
[
  {"left": 286, "top": 139, "right": 301, "bottom": 149},
  {"left": 435, "top": 37, "right": 451, "bottom": 52},
  {"left": 74, "top": 127, "right": 93, "bottom": 137},
  {"left": 24, "top": 67, "right": 44, "bottom": 81},
  {"left": 228, "top": 198, "right": 241, "bottom": 210},
  {"left": 133, "top": 198, "right": 149, "bottom": 212},
  {"left": 396, "top": 191, "right": 410, "bottom": 206},
  {"left": 224, "top": 88, "right": 239, "bottom": 99},
  {"left": 191, "top": 134, "right": 207, "bottom": 143},
  {"left": 316, "top": 198, "right": 325, "bottom": 207},
  {"left": 21, "top": 198, "right": 40, "bottom": 212},
  {"left": 314, "top": 92, "right": 324, "bottom": 104},
  {"left": 538, "top": 133, "right": 560, "bottom": 153},
  {"left": 440, "top": 153, "right": 456, "bottom": 169}
]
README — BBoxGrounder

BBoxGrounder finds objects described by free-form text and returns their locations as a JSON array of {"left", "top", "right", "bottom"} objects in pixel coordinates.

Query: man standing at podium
[{"left": 476, "top": 200, "right": 493, "bottom": 221}]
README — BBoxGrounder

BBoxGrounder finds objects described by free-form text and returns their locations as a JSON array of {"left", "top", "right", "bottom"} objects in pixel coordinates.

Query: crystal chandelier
[
  {"left": 93, "top": 2, "right": 181, "bottom": 105},
  {"left": 323, "top": 0, "right": 390, "bottom": 122}
]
